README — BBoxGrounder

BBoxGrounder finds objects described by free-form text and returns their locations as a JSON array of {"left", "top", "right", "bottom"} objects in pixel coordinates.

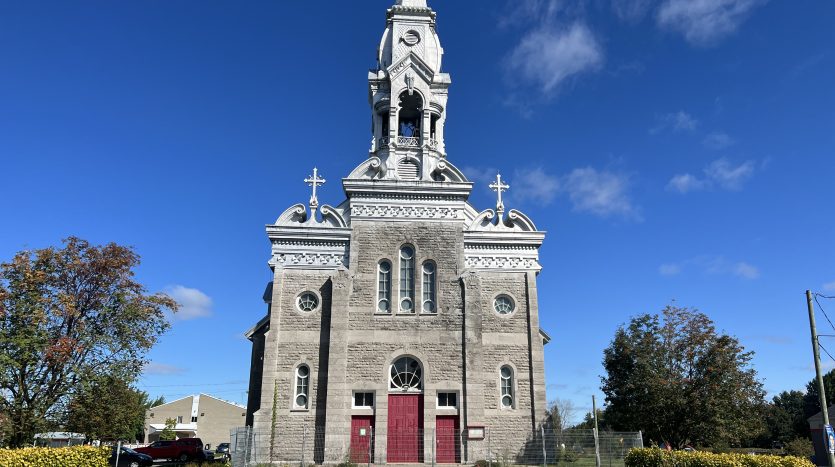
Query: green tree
[
  {"left": 572, "top": 409, "right": 609, "bottom": 430},
  {"left": 803, "top": 369, "right": 835, "bottom": 424},
  {"left": 601, "top": 305, "right": 766, "bottom": 448},
  {"left": 764, "top": 390, "right": 807, "bottom": 444},
  {"left": 135, "top": 393, "right": 165, "bottom": 442},
  {"left": 66, "top": 375, "right": 146, "bottom": 442},
  {"left": 0, "top": 237, "right": 177, "bottom": 447},
  {"left": 159, "top": 418, "right": 177, "bottom": 441}
]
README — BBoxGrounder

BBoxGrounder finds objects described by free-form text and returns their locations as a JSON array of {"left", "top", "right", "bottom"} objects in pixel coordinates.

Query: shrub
[
  {"left": 784, "top": 439, "right": 813, "bottom": 458},
  {"left": 625, "top": 447, "right": 814, "bottom": 467},
  {"left": 0, "top": 445, "right": 109, "bottom": 466}
]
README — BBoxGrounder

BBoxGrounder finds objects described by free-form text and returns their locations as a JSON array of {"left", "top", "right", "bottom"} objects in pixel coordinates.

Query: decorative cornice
[{"left": 350, "top": 204, "right": 460, "bottom": 221}]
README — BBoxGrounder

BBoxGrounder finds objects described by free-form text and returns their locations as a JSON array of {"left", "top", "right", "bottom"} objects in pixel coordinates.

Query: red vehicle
[{"left": 135, "top": 438, "right": 204, "bottom": 462}]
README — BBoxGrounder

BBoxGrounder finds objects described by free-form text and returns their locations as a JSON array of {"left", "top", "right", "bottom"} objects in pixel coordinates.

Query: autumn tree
[
  {"left": 0, "top": 237, "right": 176, "bottom": 447},
  {"left": 601, "top": 305, "right": 765, "bottom": 448},
  {"left": 159, "top": 418, "right": 177, "bottom": 441},
  {"left": 545, "top": 398, "right": 576, "bottom": 433}
]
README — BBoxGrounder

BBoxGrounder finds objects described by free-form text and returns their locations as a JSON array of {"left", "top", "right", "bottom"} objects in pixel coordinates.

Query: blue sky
[{"left": 1, "top": 0, "right": 834, "bottom": 422}]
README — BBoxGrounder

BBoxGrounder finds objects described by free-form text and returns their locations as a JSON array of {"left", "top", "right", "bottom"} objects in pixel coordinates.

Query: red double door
[
  {"left": 350, "top": 416, "right": 374, "bottom": 463},
  {"left": 435, "top": 415, "right": 460, "bottom": 463},
  {"left": 387, "top": 394, "right": 423, "bottom": 463}
]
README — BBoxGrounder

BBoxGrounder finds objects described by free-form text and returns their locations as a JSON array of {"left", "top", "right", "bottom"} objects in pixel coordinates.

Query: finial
[
  {"left": 489, "top": 172, "right": 510, "bottom": 217},
  {"left": 304, "top": 167, "right": 326, "bottom": 212}
]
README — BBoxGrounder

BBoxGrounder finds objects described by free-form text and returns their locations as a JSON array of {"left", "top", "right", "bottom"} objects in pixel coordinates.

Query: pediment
[{"left": 387, "top": 51, "right": 434, "bottom": 84}]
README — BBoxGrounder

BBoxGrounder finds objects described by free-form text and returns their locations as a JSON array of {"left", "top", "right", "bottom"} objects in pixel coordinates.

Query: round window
[
  {"left": 296, "top": 394, "right": 307, "bottom": 407},
  {"left": 297, "top": 292, "right": 319, "bottom": 312},
  {"left": 390, "top": 356, "right": 422, "bottom": 391},
  {"left": 494, "top": 295, "right": 515, "bottom": 315}
]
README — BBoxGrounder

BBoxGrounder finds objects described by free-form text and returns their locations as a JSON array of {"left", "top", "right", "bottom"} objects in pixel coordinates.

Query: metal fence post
[
  {"left": 541, "top": 426, "right": 547, "bottom": 467},
  {"left": 432, "top": 428, "right": 436, "bottom": 467},
  {"left": 301, "top": 425, "right": 307, "bottom": 467},
  {"left": 593, "top": 428, "right": 601, "bottom": 467},
  {"left": 115, "top": 440, "right": 121, "bottom": 466},
  {"left": 368, "top": 427, "right": 373, "bottom": 467},
  {"left": 637, "top": 430, "right": 643, "bottom": 448}
]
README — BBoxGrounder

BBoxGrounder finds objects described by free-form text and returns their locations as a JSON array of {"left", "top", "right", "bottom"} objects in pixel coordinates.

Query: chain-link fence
[{"left": 229, "top": 426, "right": 642, "bottom": 466}]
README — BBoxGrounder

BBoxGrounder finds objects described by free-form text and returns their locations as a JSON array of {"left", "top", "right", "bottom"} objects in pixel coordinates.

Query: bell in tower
[{"left": 368, "top": 0, "right": 451, "bottom": 181}]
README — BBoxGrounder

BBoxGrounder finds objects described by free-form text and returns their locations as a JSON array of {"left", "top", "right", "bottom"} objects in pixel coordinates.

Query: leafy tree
[
  {"left": 66, "top": 375, "right": 146, "bottom": 441},
  {"left": 572, "top": 409, "right": 609, "bottom": 430},
  {"left": 135, "top": 394, "right": 165, "bottom": 442},
  {"left": 545, "top": 398, "right": 576, "bottom": 433},
  {"left": 159, "top": 418, "right": 177, "bottom": 441},
  {"left": 803, "top": 369, "right": 835, "bottom": 424},
  {"left": 601, "top": 305, "right": 766, "bottom": 448},
  {"left": 764, "top": 390, "right": 808, "bottom": 444},
  {"left": 0, "top": 237, "right": 177, "bottom": 447}
]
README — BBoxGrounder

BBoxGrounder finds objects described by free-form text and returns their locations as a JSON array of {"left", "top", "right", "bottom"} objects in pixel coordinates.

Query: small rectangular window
[
  {"left": 353, "top": 392, "right": 374, "bottom": 408},
  {"left": 437, "top": 392, "right": 457, "bottom": 408},
  {"left": 191, "top": 416, "right": 197, "bottom": 423},
  {"left": 177, "top": 416, "right": 183, "bottom": 424}
]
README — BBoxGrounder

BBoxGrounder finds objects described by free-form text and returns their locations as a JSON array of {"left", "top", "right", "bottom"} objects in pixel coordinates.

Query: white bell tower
[{"left": 368, "top": 0, "right": 451, "bottom": 181}]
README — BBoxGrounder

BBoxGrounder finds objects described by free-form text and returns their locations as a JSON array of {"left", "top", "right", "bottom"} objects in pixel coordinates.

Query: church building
[{"left": 245, "top": 0, "right": 551, "bottom": 463}]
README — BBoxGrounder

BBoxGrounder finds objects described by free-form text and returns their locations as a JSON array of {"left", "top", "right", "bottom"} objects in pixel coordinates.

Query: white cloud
[
  {"left": 650, "top": 111, "right": 698, "bottom": 134},
  {"left": 144, "top": 362, "right": 186, "bottom": 375},
  {"left": 656, "top": 0, "right": 766, "bottom": 46},
  {"left": 659, "top": 263, "right": 682, "bottom": 276},
  {"left": 506, "top": 22, "right": 604, "bottom": 94},
  {"left": 166, "top": 285, "right": 213, "bottom": 320},
  {"left": 703, "top": 131, "right": 736, "bottom": 150},
  {"left": 666, "top": 173, "right": 707, "bottom": 193},
  {"left": 661, "top": 255, "right": 760, "bottom": 279},
  {"left": 561, "top": 167, "right": 641, "bottom": 220},
  {"left": 823, "top": 281, "right": 835, "bottom": 292},
  {"left": 704, "top": 158, "right": 755, "bottom": 190},
  {"left": 667, "top": 158, "right": 756, "bottom": 194},
  {"left": 511, "top": 167, "right": 562, "bottom": 205},
  {"left": 612, "top": 0, "right": 657, "bottom": 22},
  {"left": 733, "top": 261, "right": 760, "bottom": 279}
]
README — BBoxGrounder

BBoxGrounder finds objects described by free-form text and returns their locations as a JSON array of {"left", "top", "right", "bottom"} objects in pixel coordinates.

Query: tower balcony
[{"left": 377, "top": 137, "right": 439, "bottom": 150}]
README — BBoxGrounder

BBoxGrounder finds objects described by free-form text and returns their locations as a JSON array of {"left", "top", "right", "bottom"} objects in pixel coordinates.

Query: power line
[
  {"left": 138, "top": 381, "right": 247, "bottom": 388},
  {"left": 821, "top": 343, "right": 835, "bottom": 366},
  {"left": 814, "top": 294, "right": 835, "bottom": 334}
]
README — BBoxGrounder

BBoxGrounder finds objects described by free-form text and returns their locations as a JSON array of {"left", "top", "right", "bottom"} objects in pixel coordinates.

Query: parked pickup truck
[{"left": 135, "top": 438, "right": 204, "bottom": 462}]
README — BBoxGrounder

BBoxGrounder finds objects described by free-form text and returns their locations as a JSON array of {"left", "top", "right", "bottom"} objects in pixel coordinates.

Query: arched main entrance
[{"left": 387, "top": 356, "right": 423, "bottom": 463}]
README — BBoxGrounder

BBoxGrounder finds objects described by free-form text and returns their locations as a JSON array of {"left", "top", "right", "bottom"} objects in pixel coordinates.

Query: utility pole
[
  {"left": 592, "top": 395, "right": 601, "bottom": 467},
  {"left": 807, "top": 289, "right": 835, "bottom": 467}
]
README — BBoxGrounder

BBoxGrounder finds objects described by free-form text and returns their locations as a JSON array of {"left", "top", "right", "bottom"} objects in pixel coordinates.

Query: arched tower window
[
  {"left": 294, "top": 365, "right": 310, "bottom": 409},
  {"left": 500, "top": 366, "right": 514, "bottom": 408},
  {"left": 378, "top": 260, "right": 392, "bottom": 313},
  {"left": 390, "top": 356, "right": 423, "bottom": 392},
  {"left": 398, "top": 91, "right": 422, "bottom": 140},
  {"left": 399, "top": 245, "right": 415, "bottom": 312},
  {"left": 422, "top": 261, "right": 436, "bottom": 313}
]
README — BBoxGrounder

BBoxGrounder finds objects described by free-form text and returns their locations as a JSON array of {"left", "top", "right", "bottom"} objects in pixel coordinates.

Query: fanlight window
[
  {"left": 500, "top": 366, "right": 513, "bottom": 408},
  {"left": 494, "top": 295, "right": 515, "bottom": 315},
  {"left": 378, "top": 261, "right": 392, "bottom": 313},
  {"left": 422, "top": 261, "right": 436, "bottom": 313},
  {"left": 295, "top": 365, "right": 310, "bottom": 409},
  {"left": 389, "top": 357, "right": 422, "bottom": 391},
  {"left": 399, "top": 246, "right": 415, "bottom": 312}
]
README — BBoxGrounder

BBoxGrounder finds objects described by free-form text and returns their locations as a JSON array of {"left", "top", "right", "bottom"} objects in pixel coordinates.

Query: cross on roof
[
  {"left": 304, "top": 167, "right": 326, "bottom": 210},
  {"left": 489, "top": 173, "right": 509, "bottom": 215}
]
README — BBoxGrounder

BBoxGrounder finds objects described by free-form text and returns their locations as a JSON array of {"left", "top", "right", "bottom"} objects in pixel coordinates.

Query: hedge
[
  {"left": 625, "top": 448, "right": 815, "bottom": 467},
  {"left": 0, "top": 445, "right": 109, "bottom": 466}
]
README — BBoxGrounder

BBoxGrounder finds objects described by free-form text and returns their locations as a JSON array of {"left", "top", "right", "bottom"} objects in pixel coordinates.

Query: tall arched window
[
  {"left": 378, "top": 260, "right": 392, "bottom": 313},
  {"left": 500, "top": 366, "right": 513, "bottom": 408},
  {"left": 422, "top": 261, "right": 436, "bottom": 313},
  {"left": 399, "top": 246, "right": 415, "bottom": 312},
  {"left": 294, "top": 365, "right": 310, "bottom": 409}
]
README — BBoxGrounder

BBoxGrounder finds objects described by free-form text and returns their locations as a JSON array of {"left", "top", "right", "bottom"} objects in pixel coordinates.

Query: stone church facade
[{"left": 246, "top": 0, "right": 550, "bottom": 463}]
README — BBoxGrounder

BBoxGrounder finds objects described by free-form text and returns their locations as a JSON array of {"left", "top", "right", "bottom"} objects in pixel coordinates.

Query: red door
[
  {"left": 436, "top": 415, "right": 459, "bottom": 463},
  {"left": 387, "top": 394, "right": 423, "bottom": 463},
  {"left": 350, "top": 416, "right": 374, "bottom": 463}
]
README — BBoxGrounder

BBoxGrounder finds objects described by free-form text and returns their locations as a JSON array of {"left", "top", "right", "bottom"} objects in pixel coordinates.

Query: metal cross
[
  {"left": 304, "top": 167, "right": 326, "bottom": 210},
  {"left": 489, "top": 172, "right": 510, "bottom": 215}
]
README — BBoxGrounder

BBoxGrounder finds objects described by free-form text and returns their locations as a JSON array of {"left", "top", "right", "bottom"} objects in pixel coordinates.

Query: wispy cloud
[
  {"left": 561, "top": 167, "right": 641, "bottom": 220},
  {"left": 703, "top": 131, "right": 736, "bottom": 150},
  {"left": 656, "top": 0, "right": 767, "bottom": 47},
  {"left": 823, "top": 281, "right": 835, "bottom": 292},
  {"left": 165, "top": 285, "right": 213, "bottom": 320},
  {"left": 650, "top": 111, "right": 698, "bottom": 134},
  {"left": 506, "top": 22, "right": 604, "bottom": 94},
  {"left": 144, "top": 362, "right": 186, "bottom": 376},
  {"left": 667, "top": 158, "right": 756, "bottom": 193},
  {"left": 659, "top": 255, "right": 760, "bottom": 280},
  {"left": 611, "top": 0, "right": 657, "bottom": 22},
  {"left": 464, "top": 165, "right": 640, "bottom": 221}
]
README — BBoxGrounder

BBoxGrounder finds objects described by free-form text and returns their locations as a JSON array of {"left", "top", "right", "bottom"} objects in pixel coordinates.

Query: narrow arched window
[
  {"left": 422, "top": 261, "right": 436, "bottom": 313},
  {"left": 294, "top": 365, "right": 310, "bottom": 409},
  {"left": 378, "top": 260, "right": 392, "bottom": 313},
  {"left": 399, "top": 246, "right": 415, "bottom": 312},
  {"left": 500, "top": 366, "right": 513, "bottom": 408}
]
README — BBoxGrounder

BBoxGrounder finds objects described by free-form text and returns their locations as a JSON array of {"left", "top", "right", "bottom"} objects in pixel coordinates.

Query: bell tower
[{"left": 368, "top": 0, "right": 451, "bottom": 181}]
